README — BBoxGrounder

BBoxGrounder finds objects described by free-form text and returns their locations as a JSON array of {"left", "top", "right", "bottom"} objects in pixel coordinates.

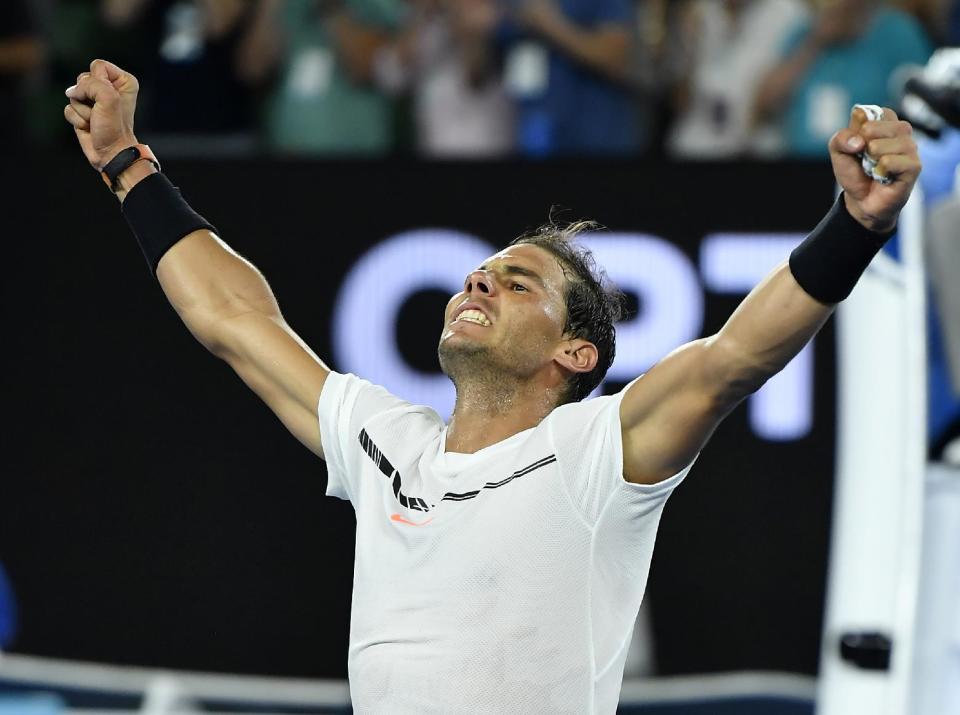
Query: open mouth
[{"left": 454, "top": 309, "right": 492, "bottom": 327}]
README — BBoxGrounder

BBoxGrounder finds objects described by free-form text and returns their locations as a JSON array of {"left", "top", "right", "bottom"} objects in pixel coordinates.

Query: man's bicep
[
  {"left": 619, "top": 339, "right": 736, "bottom": 484},
  {"left": 217, "top": 312, "right": 331, "bottom": 458}
]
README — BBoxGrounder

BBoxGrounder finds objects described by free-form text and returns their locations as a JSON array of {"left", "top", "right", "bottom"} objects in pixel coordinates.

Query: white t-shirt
[{"left": 318, "top": 372, "right": 694, "bottom": 714}]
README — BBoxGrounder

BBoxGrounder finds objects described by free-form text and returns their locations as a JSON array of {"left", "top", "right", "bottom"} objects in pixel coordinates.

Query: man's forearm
[
  {"left": 155, "top": 231, "right": 282, "bottom": 357},
  {"left": 65, "top": 59, "right": 332, "bottom": 457},
  {"left": 707, "top": 264, "right": 833, "bottom": 398},
  {"left": 117, "top": 162, "right": 282, "bottom": 357},
  {"left": 618, "top": 105, "right": 918, "bottom": 483},
  {"left": 617, "top": 264, "right": 833, "bottom": 484},
  {"left": 707, "top": 182, "right": 904, "bottom": 401}
]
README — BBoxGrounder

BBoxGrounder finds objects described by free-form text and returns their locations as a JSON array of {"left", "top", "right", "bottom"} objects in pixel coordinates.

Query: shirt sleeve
[
  {"left": 318, "top": 371, "right": 413, "bottom": 503},
  {"left": 549, "top": 381, "right": 695, "bottom": 526},
  {"left": 882, "top": 12, "right": 933, "bottom": 74}
]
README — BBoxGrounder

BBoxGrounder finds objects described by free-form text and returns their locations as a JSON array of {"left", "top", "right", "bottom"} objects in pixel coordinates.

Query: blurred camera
[{"left": 893, "top": 48, "right": 960, "bottom": 138}]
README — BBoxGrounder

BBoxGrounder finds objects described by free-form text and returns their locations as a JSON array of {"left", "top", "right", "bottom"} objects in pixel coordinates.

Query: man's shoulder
[
  {"left": 324, "top": 372, "right": 445, "bottom": 432},
  {"left": 546, "top": 389, "right": 623, "bottom": 426}
]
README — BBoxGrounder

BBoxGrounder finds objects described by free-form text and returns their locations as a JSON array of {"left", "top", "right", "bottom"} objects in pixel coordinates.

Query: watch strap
[{"left": 101, "top": 144, "right": 160, "bottom": 192}]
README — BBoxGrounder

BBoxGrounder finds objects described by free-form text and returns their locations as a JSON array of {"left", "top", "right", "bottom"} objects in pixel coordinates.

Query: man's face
[{"left": 438, "top": 243, "right": 571, "bottom": 384}]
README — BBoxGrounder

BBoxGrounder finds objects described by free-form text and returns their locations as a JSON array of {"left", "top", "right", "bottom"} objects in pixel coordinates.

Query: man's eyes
[{"left": 511, "top": 282, "right": 528, "bottom": 292}]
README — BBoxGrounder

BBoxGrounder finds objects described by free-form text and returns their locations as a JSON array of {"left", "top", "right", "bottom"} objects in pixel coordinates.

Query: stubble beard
[{"left": 438, "top": 338, "right": 525, "bottom": 409}]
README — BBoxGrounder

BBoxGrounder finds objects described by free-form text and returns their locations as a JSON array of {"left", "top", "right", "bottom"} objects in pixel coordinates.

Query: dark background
[{"left": 3, "top": 158, "right": 837, "bottom": 678}]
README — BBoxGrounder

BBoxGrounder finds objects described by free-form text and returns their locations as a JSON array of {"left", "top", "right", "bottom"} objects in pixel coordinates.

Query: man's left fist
[{"left": 829, "top": 106, "right": 922, "bottom": 234}]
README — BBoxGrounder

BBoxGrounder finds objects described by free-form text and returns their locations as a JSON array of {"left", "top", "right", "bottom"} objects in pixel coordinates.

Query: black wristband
[
  {"left": 788, "top": 193, "right": 896, "bottom": 304},
  {"left": 121, "top": 172, "right": 217, "bottom": 274}
]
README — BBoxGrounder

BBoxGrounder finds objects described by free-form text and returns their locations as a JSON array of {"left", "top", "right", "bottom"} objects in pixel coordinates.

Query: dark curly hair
[{"left": 509, "top": 220, "right": 624, "bottom": 403}]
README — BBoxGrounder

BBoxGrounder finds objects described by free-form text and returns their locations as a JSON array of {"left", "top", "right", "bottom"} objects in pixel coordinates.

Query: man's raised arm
[
  {"left": 64, "top": 59, "right": 330, "bottom": 457},
  {"left": 619, "top": 106, "right": 922, "bottom": 485}
]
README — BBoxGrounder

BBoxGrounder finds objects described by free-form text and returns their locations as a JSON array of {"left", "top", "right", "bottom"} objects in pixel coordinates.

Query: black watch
[{"left": 100, "top": 144, "right": 160, "bottom": 192}]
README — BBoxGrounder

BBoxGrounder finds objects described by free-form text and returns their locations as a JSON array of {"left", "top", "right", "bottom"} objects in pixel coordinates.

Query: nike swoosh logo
[{"left": 390, "top": 514, "right": 435, "bottom": 527}]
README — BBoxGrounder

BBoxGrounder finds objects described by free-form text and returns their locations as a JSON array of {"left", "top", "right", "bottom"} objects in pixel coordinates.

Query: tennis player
[{"left": 65, "top": 59, "right": 920, "bottom": 713}]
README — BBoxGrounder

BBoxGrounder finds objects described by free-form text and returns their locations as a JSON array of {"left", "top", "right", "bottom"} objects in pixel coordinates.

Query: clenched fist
[
  {"left": 64, "top": 59, "right": 140, "bottom": 171},
  {"left": 829, "top": 106, "right": 922, "bottom": 234}
]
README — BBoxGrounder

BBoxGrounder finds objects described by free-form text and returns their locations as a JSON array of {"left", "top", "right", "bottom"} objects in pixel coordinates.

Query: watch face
[
  {"left": 103, "top": 146, "right": 142, "bottom": 190},
  {"left": 118, "top": 146, "right": 140, "bottom": 166}
]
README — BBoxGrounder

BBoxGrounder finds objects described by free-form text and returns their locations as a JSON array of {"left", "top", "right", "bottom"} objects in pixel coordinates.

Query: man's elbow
[
  {"left": 177, "top": 301, "right": 271, "bottom": 361},
  {"left": 702, "top": 335, "right": 777, "bottom": 407},
  {"left": 171, "top": 305, "right": 231, "bottom": 358}
]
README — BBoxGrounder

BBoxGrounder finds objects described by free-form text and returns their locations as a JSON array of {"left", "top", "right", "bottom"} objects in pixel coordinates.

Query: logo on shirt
[{"left": 358, "top": 429, "right": 556, "bottom": 523}]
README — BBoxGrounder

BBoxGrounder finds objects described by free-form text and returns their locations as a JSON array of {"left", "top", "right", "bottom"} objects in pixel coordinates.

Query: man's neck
[{"left": 445, "top": 380, "right": 563, "bottom": 454}]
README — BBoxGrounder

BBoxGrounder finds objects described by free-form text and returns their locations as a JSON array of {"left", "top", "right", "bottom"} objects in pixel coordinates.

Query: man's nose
[{"left": 464, "top": 270, "right": 496, "bottom": 296}]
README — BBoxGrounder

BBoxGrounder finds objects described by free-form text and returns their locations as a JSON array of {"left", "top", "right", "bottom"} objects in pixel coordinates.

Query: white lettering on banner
[
  {"left": 333, "top": 229, "right": 495, "bottom": 419},
  {"left": 700, "top": 233, "right": 811, "bottom": 441},
  {"left": 333, "top": 229, "right": 815, "bottom": 441},
  {"left": 581, "top": 234, "right": 703, "bottom": 383}
]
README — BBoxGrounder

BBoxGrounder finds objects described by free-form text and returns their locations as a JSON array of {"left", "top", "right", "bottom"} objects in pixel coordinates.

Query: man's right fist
[{"left": 64, "top": 59, "right": 140, "bottom": 171}]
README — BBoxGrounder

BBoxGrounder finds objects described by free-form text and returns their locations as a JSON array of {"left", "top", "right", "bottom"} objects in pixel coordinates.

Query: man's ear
[{"left": 555, "top": 338, "right": 599, "bottom": 375}]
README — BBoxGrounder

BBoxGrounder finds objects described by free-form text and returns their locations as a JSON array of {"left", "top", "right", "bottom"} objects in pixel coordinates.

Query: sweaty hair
[{"left": 509, "top": 220, "right": 624, "bottom": 403}]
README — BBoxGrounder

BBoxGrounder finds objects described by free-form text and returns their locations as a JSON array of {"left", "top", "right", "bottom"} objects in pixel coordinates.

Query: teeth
[{"left": 456, "top": 309, "right": 491, "bottom": 326}]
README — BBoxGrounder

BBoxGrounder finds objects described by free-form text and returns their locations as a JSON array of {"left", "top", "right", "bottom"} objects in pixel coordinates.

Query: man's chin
[
  {"left": 438, "top": 336, "right": 493, "bottom": 373},
  {"left": 439, "top": 335, "right": 485, "bottom": 356}
]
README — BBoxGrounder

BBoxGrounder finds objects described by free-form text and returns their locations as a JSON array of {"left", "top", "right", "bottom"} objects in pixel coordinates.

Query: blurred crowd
[{"left": 5, "top": 0, "right": 957, "bottom": 158}]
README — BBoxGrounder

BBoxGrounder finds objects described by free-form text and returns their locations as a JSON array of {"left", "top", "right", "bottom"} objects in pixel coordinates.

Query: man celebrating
[{"left": 64, "top": 60, "right": 920, "bottom": 712}]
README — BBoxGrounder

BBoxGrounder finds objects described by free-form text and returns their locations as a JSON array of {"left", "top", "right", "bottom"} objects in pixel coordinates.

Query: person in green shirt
[
  {"left": 239, "top": 0, "right": 403, "bottom": 155},
  {"left": 753, "top": 0, "right": 932, "bottom": 157}
]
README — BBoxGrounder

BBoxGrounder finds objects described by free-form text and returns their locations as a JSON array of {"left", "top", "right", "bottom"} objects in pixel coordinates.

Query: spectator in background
[
  {"left": 373, "top": 0, "right": 514, "bottom": 158},
  {"left": 0, "top": 563, "right": 16, "bottom": 649},
  {"left": 102, "top": 0, "right": 256, "bottom": 145},
  {"left": 891, "top": 0, "right": 953, "bottom": 44},
  {"left": 498, "top": 0, "right": 638, "bottom": 156},
  {"left": 667, "top": 0, "right": 809, "bottom": 158},
  {"left": 753, "top": 0, "right": 932, "bottom": 157},
  {"left": 628, "top": 0, "right": 701, "bottom": 157},
  {"left": 238, "top": 0, "right": 402, "bottom": 156},
  {"left": 0, "top": 1, "right": 45, "bottom": 143}
]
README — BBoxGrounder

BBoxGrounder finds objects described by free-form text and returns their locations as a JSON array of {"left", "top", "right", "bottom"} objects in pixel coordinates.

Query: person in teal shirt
[
  {"left": 240, "top": 0, "right": 403, "bottom": 155},
  {"left": 754, "top": 0, "right": 932, "bottom": 157}
]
